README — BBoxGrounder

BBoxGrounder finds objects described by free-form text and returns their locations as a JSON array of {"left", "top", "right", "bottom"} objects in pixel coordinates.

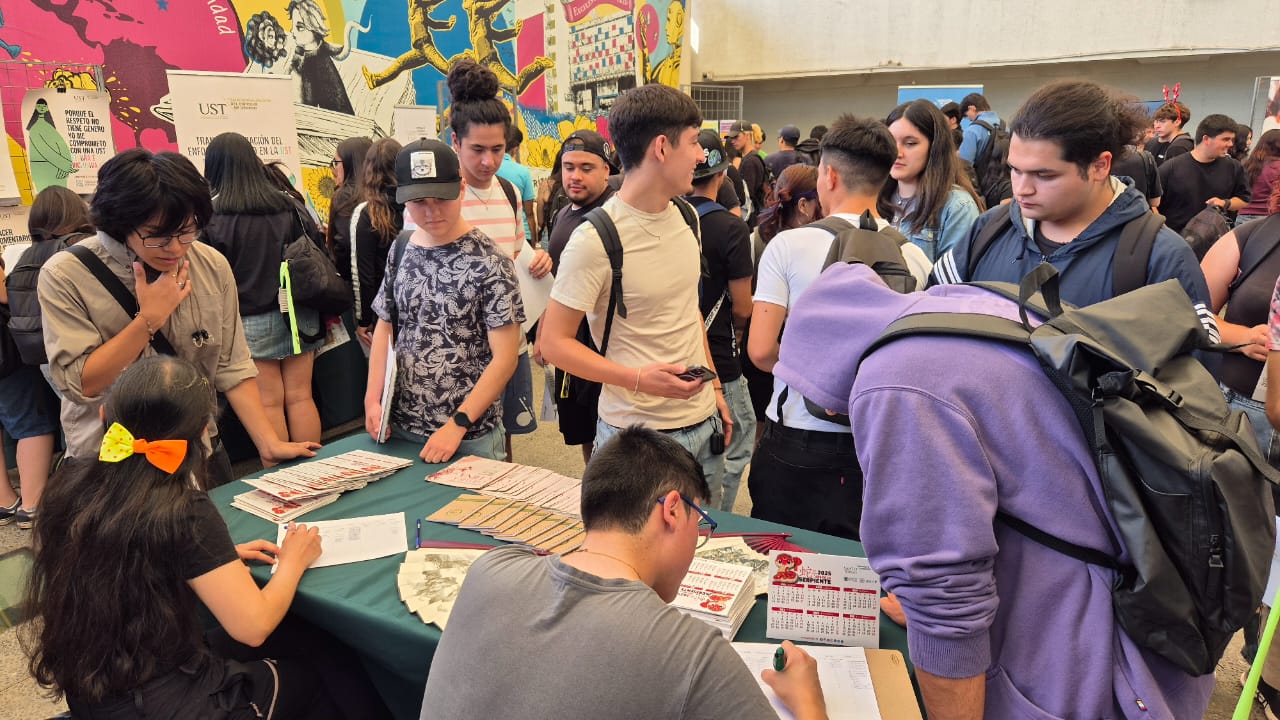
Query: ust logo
[{"left": 198, "top": 103, "right": 228, "bottom": 116}]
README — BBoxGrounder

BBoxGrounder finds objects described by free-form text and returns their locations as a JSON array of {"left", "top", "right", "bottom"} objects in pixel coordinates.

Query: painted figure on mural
[
  {"left": 0, "top": 7, "right": 22, "bottom": 59},
  {"left": 244, "top": 11, "right": 289, "bottom": 74},
  {"left": 362, "top": 0, "right": 458, "bottom": 90},
  {"left": 457, "top": 0, "right": 553, "bottom": 97},
  {"left": 26, "top": 99, "right": 75, "bottom": 191},
  {"left": 638, "top": 1, "right": 684, "bottom": 87},
  {"left": 286, "top": 0, "right": 356, "bottom": 114}
]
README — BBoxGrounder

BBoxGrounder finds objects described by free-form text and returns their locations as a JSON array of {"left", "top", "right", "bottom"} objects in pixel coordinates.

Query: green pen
[{"left": 773, "top": 645, "right": 786, "bottom": 672}]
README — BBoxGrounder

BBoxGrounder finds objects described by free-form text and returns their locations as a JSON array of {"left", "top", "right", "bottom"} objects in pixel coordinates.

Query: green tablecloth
[{"left": 210, "top": 433, "right": 912, "bottom": 719}]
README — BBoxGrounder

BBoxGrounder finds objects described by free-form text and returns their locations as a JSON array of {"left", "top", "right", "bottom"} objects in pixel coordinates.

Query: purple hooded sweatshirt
[{"left": 773, "top": 264, "right": 1213, "bottom": 719}]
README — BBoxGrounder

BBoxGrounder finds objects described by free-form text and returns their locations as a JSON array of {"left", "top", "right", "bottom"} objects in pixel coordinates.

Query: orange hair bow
[{"left": 98, "top": 422, "right": 188, "bottom": 474}]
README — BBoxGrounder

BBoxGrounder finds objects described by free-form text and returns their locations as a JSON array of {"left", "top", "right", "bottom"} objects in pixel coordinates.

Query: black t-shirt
[
  {"left": 547, "top": 186, "right": 616, "bottom": 276},
  {"left": 1220, "top": 215, "right": 1280, "bottom": 395},
  {"left": 353, "top": 188, "right": 406, "bottom": 327},
  {"left": 1111, "top": 148, "right": 1162, "bottom": 202},
  {"left": 204, "top": 204, "right": 316, "bottom": 316},
  {"left": 187, "top": 491, "right": 241, "bottom": 578},
  {"left": 1157, "top": 153, "right": 1251, "bottom": 233},
  {"left": 716, "top": 171, "right": 741, "bottom": 211},
  {"left": 1032, "top": 225, "right": 1069, "bottom": 258},
  {"left": 739, "top": 153, "right": 768, "bottom": 228},
  {"left": 687, "top": 196, "right": 754, "bottom": 382},
  {"left": 1145, "top": 133, "right": 1194, "bottom": 166}
]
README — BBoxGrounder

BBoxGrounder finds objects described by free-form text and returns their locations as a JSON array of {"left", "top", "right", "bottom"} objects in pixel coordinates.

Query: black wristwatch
[{"left": 452, "top": 411, "right": 474, "bottom": 430}]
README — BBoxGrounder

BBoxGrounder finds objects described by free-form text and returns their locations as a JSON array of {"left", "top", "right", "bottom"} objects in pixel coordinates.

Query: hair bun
[{"left": 447, "top": 59, "right": 500, "bottom": 103}]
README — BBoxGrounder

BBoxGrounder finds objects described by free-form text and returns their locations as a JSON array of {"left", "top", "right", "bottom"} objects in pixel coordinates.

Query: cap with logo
[
  {"left": 395, "top": 138, "right": 462, "bottom": 204},
  {"left": 693, "top": 129, "right": 731, "bottom": 179},
  {"left": 560, "top": 130, "right": 618, "bottom": 172},
  {"left": 779, "top": 124, "right": 801, "bottom": 145},
  {"left": 724, "top": 120, "right": 751, "bottom": 139}
]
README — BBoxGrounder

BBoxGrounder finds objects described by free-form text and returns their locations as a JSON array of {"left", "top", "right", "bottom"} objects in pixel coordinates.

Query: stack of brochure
[
  {"left": 427, "top": 456, "right": 581, "bottom": 517},
  {"left": 668, "top": 557, "right": 755, "bottom": 639},
  {"left": 231, "top": 450, "right": 412, "bottom": 522},
  {"left": 425, "top": 494, "right": 585, "bottom": 554}
]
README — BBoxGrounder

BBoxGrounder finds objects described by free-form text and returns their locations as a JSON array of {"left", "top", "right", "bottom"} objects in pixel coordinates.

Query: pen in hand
[{"left": 773, "top": 645, "right": 786, "bottom": 672}]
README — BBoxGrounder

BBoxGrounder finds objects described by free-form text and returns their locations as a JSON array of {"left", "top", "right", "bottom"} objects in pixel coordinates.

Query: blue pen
[{"left": 416, "top": 518, "right": 422, "bottom": 549}]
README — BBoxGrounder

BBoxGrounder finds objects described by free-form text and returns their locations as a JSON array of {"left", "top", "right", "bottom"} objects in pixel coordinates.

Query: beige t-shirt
[
  {"left": 39, "top": 233, "right": 257, "bottom": 457},
  {"left": 551, "top": 195, "right": 715, "bottom": 429}
]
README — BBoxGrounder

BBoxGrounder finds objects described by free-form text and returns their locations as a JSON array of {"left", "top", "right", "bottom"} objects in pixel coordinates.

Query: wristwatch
[{"left": 452, "top": 411, "right": 474, "bottom": 430}]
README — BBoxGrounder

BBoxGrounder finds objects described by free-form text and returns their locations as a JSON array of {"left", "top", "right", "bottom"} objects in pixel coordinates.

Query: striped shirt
[{"left": 462, "top": 181, "right": 525, "bottom": 259}]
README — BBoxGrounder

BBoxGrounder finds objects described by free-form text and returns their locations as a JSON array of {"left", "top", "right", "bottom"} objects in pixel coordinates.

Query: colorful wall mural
[{"left": 0, "top": 0, "right": 687, "bottom": 210}]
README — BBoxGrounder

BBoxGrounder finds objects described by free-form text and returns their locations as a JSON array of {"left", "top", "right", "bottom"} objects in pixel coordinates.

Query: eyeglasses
[
  {"left": 330, "top": 158, "right": 343, "bottom": 169},
  {"left": 137, "top": 225, "right": 199, "bottom": 249},
  {"left": 657, "top": 493, "right": 717, "bottom": 548}
]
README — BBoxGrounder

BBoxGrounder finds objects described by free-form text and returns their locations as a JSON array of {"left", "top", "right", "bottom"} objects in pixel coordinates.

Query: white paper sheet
[
  {"left": 275, "top": 512, "right": 408, "bottom": 570},
  {"left": 731, "top": 643, "right": 881, "bottom": 720},
  {"left": 513, "top": 247, "right": 553, "bottom": 333},
  {"left": 377, "top": 333, "right": 396, "bottom": 443}
]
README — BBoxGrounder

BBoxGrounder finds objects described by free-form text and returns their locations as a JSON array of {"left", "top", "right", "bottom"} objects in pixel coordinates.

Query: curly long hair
[
  {"left": 756, "top": 164, "right": 818, "bottom": 244},
  {"left": 878, "top": 100, "right": 982, "bottom": 230},
  {"left": 244, "top": 11, "right": 287, "bottom": 66},
  {"left": 23, "top": 357, "right": 217, "bottom": 703},
  {"left": 1245, "top": 130, "right": 1280, "bottom": 186},
  {"left": 361, "top": 137, "right": 403, "bottom": 246}
]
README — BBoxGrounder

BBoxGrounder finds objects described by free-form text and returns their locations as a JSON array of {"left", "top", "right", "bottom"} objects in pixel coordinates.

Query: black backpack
[
  {"left": 811, "top": 212, "right": 916, "bottom": 293},
  {"left": 967, "top": 202, "right": 1166, "bottom": 296},
  {"left": 971, "top": 119, "right": 1012, "bottom": 209},
  {"left": 1181, "top": 206, "right": 1231, "bottom": 261},
  {"left": 865, "top": 263, "right": 1280, "bottom": 676},
  {"left": 6, "top": 233, "right": 84, "bottom": 365}
]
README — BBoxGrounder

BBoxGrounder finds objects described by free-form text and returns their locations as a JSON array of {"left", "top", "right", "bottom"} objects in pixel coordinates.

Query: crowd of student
[{"left": 8, "top": 55, "right": 1280, "bottom": 718}]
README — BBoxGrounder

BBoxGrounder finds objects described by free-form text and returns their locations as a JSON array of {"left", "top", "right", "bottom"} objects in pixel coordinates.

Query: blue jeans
[
  {"left": 392, "top": 424, "right": 505, "bottom": 461},
  {"left": 1223, "top": 386, "right": 1280, "bottom": 467},
  {"left": 719, "top": 376, "right": 756, "bottom": 512},
  {"left": 1236, "top": 214, "right": 1268, "bottom": 228},
  {"left": 596, "top": 415, "right": 727, "bottom": 508}
]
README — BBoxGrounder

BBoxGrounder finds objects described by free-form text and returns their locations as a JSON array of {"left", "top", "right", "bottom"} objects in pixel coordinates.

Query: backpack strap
[
  {"left": 673, "top": 195, "right": 701, "bottom": 241},
  {"left": 385, "top": 231, "right": 412, "bottom": 336},
  {"left": 67, "top": 244, "right": 177, "bottom": 356},
  {"left": 967, "top": 203, "right": 1014, "bottom": 279},
  {"left": 495, "top": 176, "right": 520, "bottom": 216},
  {"left": 349, "top": 201, "right": 368, "bottom": 320},
  {"left": 1230, "top": 215, "right": 1280, "bottom": 292},
  {"left": 695, "top": 200, "right": 729, "bottom": 219},
  {"left": 1111, "top": 212, "right": 1164, "bottom": 296},
  {"left": 584, "top": 207, "right": 625, "bottom": 356}
]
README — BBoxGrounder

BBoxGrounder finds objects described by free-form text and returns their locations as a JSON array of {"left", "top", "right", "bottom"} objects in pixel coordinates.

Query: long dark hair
[
  {"left": 26, "top": 99, "right": 54, "bottom": 130},
  {"left": 757, "top": 164, "right": 817, "bottom": 244},
  {"left": 878, "top": 100, "right": 981, "bottom": 230},
  {"left": 1244, "top": 130, "right": 1280, "bottom": 185},
  {"left": 24, "top": 357, "right": 217, "bottom": 703},
  {"left": 361, "top": 137, "right": 402, "bottom": 246},
  {"left": 447, "top": 59, "right": 510, "bottom": 140},
  {"left": 28, "top": 186, "right": 93, "bottom": 243},
  {"left": 330, "top": 136, "right": 373, "bottom": 216},
  {"left": 204, "top": 132, "right": 292, "bottom": 215}
]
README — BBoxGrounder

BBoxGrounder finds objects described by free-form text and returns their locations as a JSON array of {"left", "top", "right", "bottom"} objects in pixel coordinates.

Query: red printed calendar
[{"left": 765, "top": 550, "right": 880, "bottom": 648}]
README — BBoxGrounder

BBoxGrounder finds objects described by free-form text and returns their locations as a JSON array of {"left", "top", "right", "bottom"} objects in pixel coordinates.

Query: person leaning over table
[
  {"left": 420, "top": 425, "right": 828, "bottom": 720},
  {"left": 37, "top": 148, "right": 320, "bottom": 487}
]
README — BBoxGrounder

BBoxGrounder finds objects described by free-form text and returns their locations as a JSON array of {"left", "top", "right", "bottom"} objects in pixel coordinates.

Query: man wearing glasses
[
  {"left": 421, "top": 426, "right": 828, "bottom": 720},
  {"left": 38, "top": 149, "right": 319, "bottom": 485}
]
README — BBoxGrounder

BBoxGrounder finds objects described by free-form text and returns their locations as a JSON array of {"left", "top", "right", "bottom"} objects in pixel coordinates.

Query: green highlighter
[{"left": 773, "top": 645, "right": 786, "bottom": 672}]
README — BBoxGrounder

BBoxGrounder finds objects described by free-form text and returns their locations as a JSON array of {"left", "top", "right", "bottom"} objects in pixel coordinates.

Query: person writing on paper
[
  {"left": 37, "top": 149, "right": 320, "bottom": 487},
  {"left": 421, "top": 426, "right": 828, "bottom": 720},
  {"left": 364, "top": 139, "right": 523, "bottom": 464},
  {"left": 23, "top": 356, "right": 389, "bottom": 719}
]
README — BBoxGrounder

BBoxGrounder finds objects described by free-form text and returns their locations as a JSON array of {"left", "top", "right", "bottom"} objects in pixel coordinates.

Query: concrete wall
[
  {"left": 688, "top": 0, "right": 1280, "bottom": 81},
  {"left": 710, "top": 52, "right": 1280, "bottom": 148}
]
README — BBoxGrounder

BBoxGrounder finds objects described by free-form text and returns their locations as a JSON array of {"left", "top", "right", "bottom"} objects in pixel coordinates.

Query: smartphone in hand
[{"left": 675, "top": 365, "right": 718, "bottom": 383}]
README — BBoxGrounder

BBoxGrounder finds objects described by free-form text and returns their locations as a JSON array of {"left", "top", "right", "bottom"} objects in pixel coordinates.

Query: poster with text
[
  {"left": 896, "top": 85, "right": 984, "bottom": 109},
  {"left": 166, "top": 71, "right": 302, "bottom": 188},
  {"left": 20, "top": 90, "right": 114, "bottom": 196},
  {"left": 392, "top": 105, "right": 439, "bottom": 144},
  {"left": 0, "top": 205, "right": 32, "bottom": 270}
]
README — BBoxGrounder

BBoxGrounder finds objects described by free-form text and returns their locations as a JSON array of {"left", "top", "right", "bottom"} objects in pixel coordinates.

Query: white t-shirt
[
  {"left": 551, "top": 195, "right": 716, "bottom": 429},
  {"left": 754, "top": 213, "right": 931, "bottom": 431}
]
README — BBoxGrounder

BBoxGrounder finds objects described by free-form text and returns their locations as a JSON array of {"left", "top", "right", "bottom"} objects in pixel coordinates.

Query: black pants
[
  {"left": 747, "top": 421, "right": 863, "bottom": 540},
  {"left": 206, "top": 439, "right": 235, "bottom": 489},
  {"left": 207, "top": 614, "right": 391, "bottom": 720}
]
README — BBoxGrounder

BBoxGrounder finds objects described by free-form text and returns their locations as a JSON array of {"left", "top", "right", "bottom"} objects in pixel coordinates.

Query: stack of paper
[
  {"left": 731, "top": 643, "right": 883, "bottom": 719},
  {"left": 397, "top": 547, "right": 489, "bottom": 628},
  {"left": 426, "top": 494, "right": 585, "bottom": 554},
  {"left": 669, "top": 557, "right": 755, "bottom": 639},
  {"left": 695, "top": 536, "right": 775, "bottom": 596},
  {"left": 272, "top": 513, "right": 409, "bottom": 573},
  {"left": 231, "top": 450, "right": 412, "bottom": 522},
  {"left": 427, "top": 457, "right": 582, "bottom": 517}
]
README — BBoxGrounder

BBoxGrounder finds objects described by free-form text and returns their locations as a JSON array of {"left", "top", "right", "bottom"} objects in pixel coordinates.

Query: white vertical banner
[
  {"left": 392, "top": 105, "right": 439, "bottom": 144},
  {"left": 20, "top": 89, "right": 114, "bottom": 196},
  {"left": 0, "top": 205, "right": 31, "bottom": 269},
  {"left": 166, "top": 71, "right": 302, "bottom": 186}
]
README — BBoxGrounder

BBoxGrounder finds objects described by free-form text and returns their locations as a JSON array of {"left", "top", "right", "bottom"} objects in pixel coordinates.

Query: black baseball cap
[
  {"left": 779, "top": 125, "right": 801, "bottom": 145},
  {"left": 561, "top": 130, "right": 618, "bottom": 172},
  {"left": 725, "top": 120, "right": 751, "bottom": 138},
  {"left": 693, "top": 129, "right": 731, "bottom": 179},
  {"left": 395, "top": 138, "right": 462, "bottom": 203}
]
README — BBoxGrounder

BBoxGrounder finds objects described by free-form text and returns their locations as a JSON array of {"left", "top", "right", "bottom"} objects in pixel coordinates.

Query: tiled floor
[{"left": 0, "top": 368, "right": 1262, "bottom": 718}]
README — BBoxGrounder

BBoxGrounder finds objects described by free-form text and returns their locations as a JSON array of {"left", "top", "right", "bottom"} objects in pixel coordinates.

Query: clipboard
[{"left": 866, "top": 649, "right": 922, "bottom": 720}]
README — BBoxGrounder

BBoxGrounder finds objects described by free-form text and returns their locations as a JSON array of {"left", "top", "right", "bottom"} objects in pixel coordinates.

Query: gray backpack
[{"left": 810, "top": 212, "right": 916, "bottom": 293}]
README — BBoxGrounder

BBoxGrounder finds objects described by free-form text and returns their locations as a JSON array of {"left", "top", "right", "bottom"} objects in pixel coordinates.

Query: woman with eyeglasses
[
  {"left": 37, "top": 148, "right": 319, "bottom": 487},
  {"left": 202, "top": 132, "right": 325, "bottom": 460},
  {"left": 327, "top": 136, "right": 372, "bottom": 287}
]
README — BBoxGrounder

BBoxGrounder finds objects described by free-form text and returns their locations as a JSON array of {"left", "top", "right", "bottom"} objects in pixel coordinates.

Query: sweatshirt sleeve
[{"left": 851, "top": 382, "right": 1000, "bottom": 679}]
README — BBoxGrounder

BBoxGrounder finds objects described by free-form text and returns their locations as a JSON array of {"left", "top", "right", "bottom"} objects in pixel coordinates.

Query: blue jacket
[
  {"left": 931, "top": 179, "right": 1216, "bottom": 335},
  {"left": 958, "top": 111, "right": 1000, "bottom": 164}
]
